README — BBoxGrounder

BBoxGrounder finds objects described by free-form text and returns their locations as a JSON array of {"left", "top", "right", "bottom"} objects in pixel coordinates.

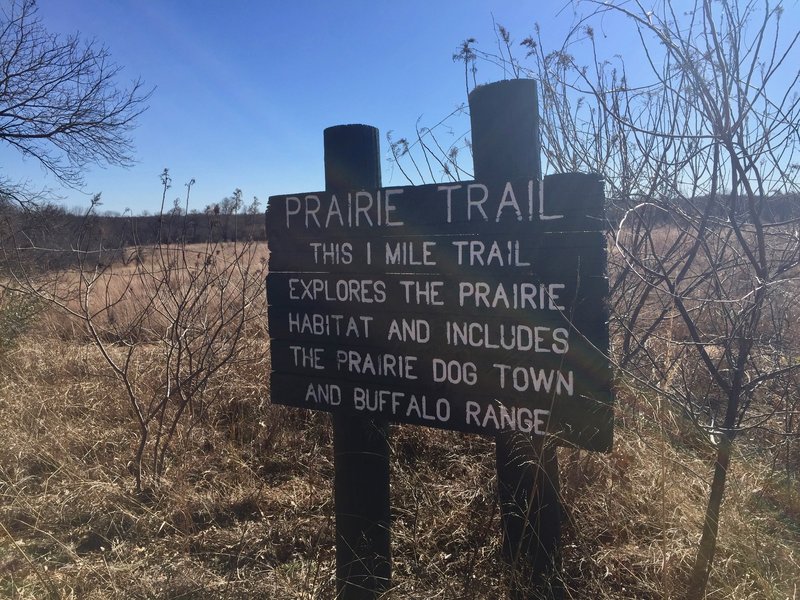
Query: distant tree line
[
  {"left": 0, "top": 199, "right": 267, "bottom": 273},
  {"left": 605, "top": 191, "right": 800, "bottom": 227}
]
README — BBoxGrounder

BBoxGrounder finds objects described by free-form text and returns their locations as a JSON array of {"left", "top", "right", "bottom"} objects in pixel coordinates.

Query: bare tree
[
  {"left": 0, "top": 0, "right": 151, "bottom": 195},
  {"left": 515, "top": 1, "right": 800, "bottom": 596},
  {"left": 246, "top": 195, "right": 262, "bottom": 215},
  {"left": 395, "top": 1, "right": 800, "bottom": 596}
]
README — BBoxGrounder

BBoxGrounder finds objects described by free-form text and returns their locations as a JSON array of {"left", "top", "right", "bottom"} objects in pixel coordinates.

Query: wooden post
[
  {"left": 468, "top": 80, "right": 563, "bottom": 599},
  {"left": 324, "top": 125, "right": 392, "bottom": 599}
]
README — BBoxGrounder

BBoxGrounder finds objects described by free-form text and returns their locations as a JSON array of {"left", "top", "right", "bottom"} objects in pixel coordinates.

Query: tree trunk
[{"left": 686, "top": 432, "right": 733, "bottom": 599}]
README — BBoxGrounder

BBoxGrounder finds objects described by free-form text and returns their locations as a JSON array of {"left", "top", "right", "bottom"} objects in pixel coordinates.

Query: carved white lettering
[
  {"left": 458, "top": 282, "right": 565, "bottom": 310},
  {"left": 288, "top": 313, "right": 372, "bottom": 338},
  {"left": 287, "top": 278, "right": 386, "bottom": 303},
  {"left": 451, "top": 240, "right": 530, "bottom": 266},
  {"left": 309, "top": 242, "right": 352, "bottom": 265},
  {"left": 387, "top": 319, "right": 430, "bottom": 343},
  {"left": 465, "top": 400, "right": 549, "bottom": 434},
  {"left": 289, "top": 345, "right": 324, "bottom": 370},
  {"left": 304, "top": 383, "right": 341, "bottom": 405},
  {"left": 493, "top": 363, "right": 574, "bottom": 396},
  {"left": 336, "top": 350, "right": 417, "bottom": 379},
  {"left": 432, "top": 358, "right": 477, "bottom": 385},
  {"left": 283, "top": 191, "right": 404, "bottom": 229},
  {"left": 398, "top": 280, "right": 444, "bottom": 305},
  {"left": 385, "top": 241, "right": 437, "bottom": 266}
]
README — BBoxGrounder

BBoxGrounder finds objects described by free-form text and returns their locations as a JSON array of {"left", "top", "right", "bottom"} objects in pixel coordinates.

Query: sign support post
[
  {"left": 469, "top": 79, "right": 563, "bottom": 599},
  {"left": 324, "top": 125, "right": 391, "bottom": 599}
]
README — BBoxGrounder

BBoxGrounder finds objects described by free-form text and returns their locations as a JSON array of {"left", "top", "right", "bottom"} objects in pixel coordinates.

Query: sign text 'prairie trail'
[{"left": 278, "top": 180, "right": 565, "bottom": 231}]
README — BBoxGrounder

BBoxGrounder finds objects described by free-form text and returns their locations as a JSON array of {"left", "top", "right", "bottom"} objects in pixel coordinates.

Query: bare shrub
[{"left": 9, "top": 175, "right": 268, "bottom": 493}]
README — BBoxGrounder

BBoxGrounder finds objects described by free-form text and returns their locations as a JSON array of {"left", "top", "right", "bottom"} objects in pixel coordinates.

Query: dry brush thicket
[{"left": 0, "top": 220, "right": 798, "bottom": 598}]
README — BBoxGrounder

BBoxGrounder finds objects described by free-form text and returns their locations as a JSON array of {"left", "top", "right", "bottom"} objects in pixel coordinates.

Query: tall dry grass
[{"left": 2, "top": 330, "right": 798, "bottom": 598}]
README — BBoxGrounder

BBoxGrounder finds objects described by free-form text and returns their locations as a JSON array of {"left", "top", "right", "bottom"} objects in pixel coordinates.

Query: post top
[
  {"left": 468, "top": 78, "right": 538, "bottom": 103},
  {"left": 324, "top": 123, "right": 378, "bottom": 135}
]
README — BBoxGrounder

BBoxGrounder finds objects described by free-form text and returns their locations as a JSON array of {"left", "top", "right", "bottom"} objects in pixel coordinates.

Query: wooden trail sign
[{"left": 266, "top": 174, "right": 613, "bottom": 451}]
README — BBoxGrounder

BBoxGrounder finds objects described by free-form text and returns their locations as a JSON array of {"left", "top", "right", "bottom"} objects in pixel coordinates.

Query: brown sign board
[{"left": 265, "top": 174, "right": 613, "bottom": 451}]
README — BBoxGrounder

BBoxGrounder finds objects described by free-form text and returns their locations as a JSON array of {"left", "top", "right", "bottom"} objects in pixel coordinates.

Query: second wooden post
[{"left": 469, "top": 79, "right": 563, "bottom": 599}]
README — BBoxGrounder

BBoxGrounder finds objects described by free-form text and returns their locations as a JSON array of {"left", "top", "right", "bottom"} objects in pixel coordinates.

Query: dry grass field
[{"left": 1, "top": 239, "right": 799, "bottom": 599}]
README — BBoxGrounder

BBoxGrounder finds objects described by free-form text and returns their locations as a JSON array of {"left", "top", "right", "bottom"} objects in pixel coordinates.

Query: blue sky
[
  {"left": 1, "top": 1, "right": 588, "bottom": 215},
  {"left": 2, "top": 1, "right": 798, "bottom": 215}
]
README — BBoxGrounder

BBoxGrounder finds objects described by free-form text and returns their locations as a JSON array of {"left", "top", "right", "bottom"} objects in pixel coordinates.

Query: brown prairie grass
[
  {"left": 1, "top": 243, "right": 799, "bottom": 599},
  {"left": 27, "top": 241, "right": 270, "bottom": 344}
]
